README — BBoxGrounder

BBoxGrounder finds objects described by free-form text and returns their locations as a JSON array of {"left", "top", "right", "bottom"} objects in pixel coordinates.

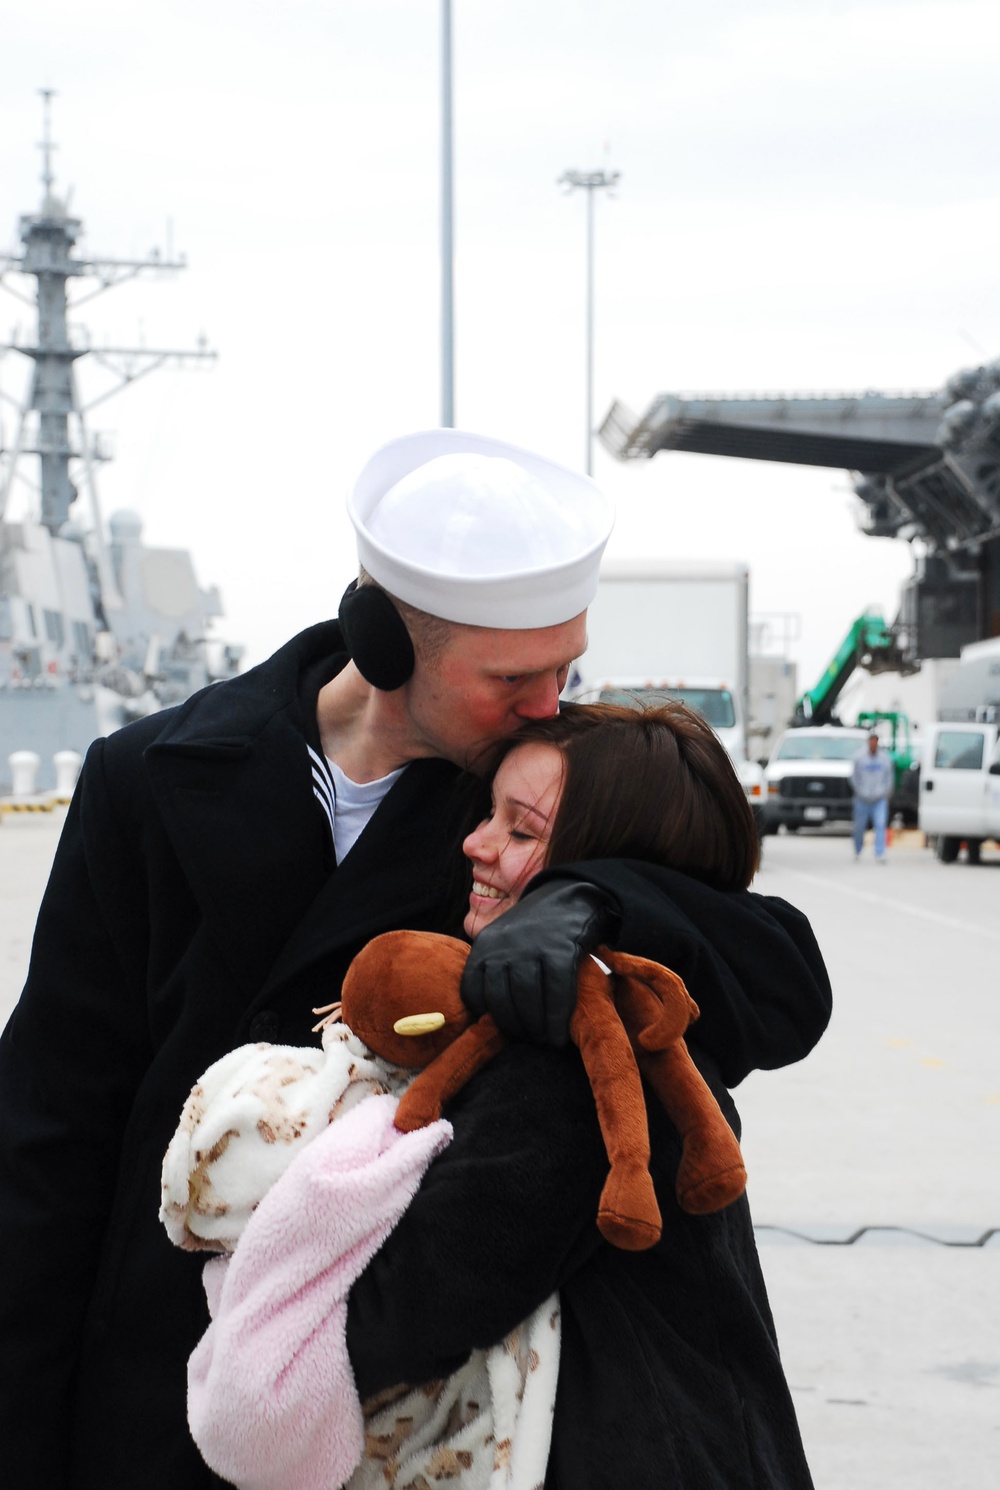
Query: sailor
[{"left": 0, "top": 428, "right": 831, "bottom": 1489}]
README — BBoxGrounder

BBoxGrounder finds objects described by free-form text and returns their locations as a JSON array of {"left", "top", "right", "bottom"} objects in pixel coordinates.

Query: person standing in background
[{"left": 851, "top": 731, "right": 894, "bottom": 862}]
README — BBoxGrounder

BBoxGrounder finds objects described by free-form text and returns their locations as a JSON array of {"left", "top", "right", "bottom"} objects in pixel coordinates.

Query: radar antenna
[
  {"left": 38, "top": 87, "right": 57, "bottom": 206},
  {"left": 0, "top": 93, "right": 216, "bottom": 614}
]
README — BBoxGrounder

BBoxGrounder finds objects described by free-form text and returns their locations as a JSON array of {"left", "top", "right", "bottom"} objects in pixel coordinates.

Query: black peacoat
[{"left": 0, "top": 621, "right": 831, "bottom": 1489}]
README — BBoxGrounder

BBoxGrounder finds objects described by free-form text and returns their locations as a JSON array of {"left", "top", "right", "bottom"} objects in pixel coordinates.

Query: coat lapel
[
  {"left": 256, "top": 757, "right": 468, "bottom": 1005},
  {"left": 143, "top": 624, "right": 344, "bottom": 1001},
  {"left": 142, "top": 623, "right": 470, "bottom": 1013}
]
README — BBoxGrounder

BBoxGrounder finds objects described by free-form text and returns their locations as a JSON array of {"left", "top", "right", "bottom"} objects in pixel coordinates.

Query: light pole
[
  {"left": 441, "top": 0, "right": 455, "bottom": 427},
  {"left": 558, "top": 168, "right": 619, "bottom": 476}
]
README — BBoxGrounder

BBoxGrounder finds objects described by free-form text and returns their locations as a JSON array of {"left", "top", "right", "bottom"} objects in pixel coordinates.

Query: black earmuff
[{"left": 338, "top": 581, "right": 416, "bottom": 692}]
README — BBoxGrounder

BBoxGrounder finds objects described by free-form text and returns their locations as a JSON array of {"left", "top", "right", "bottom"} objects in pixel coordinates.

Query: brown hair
[{"left": 491, "top": 701, "right": 759, "bottom": 892}]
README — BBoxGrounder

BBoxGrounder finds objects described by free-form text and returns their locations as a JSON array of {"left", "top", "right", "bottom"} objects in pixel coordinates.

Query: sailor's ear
[{"left": 338, "top": 580, "right": 415, "bottom": 691}]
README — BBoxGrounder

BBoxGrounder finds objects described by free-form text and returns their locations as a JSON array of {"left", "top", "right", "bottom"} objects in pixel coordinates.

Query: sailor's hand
[{"left": 460, "top": 878, "right": 621, "bottom": 1046}]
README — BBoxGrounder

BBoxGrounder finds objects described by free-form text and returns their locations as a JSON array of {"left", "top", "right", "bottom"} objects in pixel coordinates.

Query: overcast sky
[{"left": 2, "top": 0, "right": 998, "bottom": 687}]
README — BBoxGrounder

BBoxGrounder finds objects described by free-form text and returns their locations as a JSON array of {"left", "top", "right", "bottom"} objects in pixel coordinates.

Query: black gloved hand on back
[{"left": 460, "top": 878, "right": 621, "bottom": 1046}]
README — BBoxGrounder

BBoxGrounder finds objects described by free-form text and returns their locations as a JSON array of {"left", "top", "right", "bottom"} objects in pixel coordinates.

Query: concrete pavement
[
  {"left": 0, "top": 807, "right": 67, "bottom": 1024},
  {"left": 746, "top": 827, "right": 1000, "bottom": 1489}
]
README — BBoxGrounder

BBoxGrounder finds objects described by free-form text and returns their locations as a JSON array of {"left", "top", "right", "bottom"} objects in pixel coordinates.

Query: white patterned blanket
[{"left": 161, "top": 1027, "right": 560, "bottom": 1490}]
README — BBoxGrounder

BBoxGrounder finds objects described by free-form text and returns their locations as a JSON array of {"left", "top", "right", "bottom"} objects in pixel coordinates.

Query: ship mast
[{"left": 0, "top": 90, "right": 216, "bottom": 546}]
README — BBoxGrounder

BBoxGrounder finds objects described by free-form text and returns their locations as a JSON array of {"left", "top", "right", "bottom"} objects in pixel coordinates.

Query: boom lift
[
  {"left": 793, "top": 615, "right": 921, "bottom": 822},
  {"left": 793, "top": 612, "right": 913, "bottom": 726}
]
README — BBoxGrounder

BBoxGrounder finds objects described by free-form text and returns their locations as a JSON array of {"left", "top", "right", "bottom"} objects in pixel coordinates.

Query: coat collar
[
  {"left": 150, "top": 620, "right": 345, "bottom": 757},
  {"left": 255, "top": 755, "right": 467, "bottom": 1006},
  {"left": 142, "top": 623, "right": 465, "bottom": 1011}
]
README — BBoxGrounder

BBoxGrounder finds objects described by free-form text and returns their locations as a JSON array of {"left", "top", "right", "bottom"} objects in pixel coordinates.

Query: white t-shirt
[{"left": 308, "top": 745, "right": 405, "bottom": 863}]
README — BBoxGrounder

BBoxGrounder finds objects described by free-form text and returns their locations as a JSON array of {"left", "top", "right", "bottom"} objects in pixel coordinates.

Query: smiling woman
[
  {"left": 462, "top": 740, "right": 565, "bottom": 937},
  {"left": 463, "top": 699, "right": 760, "bottom": 947}
]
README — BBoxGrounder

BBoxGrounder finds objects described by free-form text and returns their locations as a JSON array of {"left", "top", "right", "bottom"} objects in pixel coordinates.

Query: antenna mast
[
  {"left": 39, "top": 87, "right": 57, "bottom": 204},
  {"left": 0, "top": 91, "right": 216, "bottom": 536}
]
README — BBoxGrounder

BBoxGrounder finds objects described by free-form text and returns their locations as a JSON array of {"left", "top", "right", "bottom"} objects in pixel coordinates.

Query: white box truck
[{"left": 566, "top": 559, "right": 765, "bottom": 821}]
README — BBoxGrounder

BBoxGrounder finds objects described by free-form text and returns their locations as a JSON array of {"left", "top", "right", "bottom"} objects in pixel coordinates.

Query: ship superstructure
[
  {"left": 0, "top": 94, "right": 240, "bottom": 791},
  {"left": 600, "top": 366, "right": 1000, "bottom": 665}
]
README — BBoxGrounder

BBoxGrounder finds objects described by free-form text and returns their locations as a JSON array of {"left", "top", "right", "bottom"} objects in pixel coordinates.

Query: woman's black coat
[{"left": 0, "top": 622, "right": 831, "bottom": 1488}]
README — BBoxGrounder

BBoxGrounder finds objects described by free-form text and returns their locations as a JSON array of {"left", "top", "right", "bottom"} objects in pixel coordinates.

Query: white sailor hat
[{"left": 348, "top": 429, "right": 615, "bottom": 629}]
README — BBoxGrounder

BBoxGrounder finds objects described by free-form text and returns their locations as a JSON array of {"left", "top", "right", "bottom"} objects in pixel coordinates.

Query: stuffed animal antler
[{"left": 338, "top": 931, "right": 747, "bottom": 1253}]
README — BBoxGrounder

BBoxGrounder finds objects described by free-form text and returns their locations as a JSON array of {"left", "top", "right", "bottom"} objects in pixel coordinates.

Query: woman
[
  {"left": 464, "top": 700, "right": 759, "bottom": 943},
  {"left": 167, "top": 702, "right": 819, "bottom": 1489}
]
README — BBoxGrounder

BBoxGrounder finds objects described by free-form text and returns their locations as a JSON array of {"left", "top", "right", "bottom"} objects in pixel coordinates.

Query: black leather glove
[{"left": 460, "top": 878, "right": 621, "bottom": 1046}]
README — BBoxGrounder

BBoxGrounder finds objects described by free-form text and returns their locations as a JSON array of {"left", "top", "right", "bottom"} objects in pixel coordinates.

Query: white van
[{"left": 918, "top": 721, "right": 1000, "bottom": 863}]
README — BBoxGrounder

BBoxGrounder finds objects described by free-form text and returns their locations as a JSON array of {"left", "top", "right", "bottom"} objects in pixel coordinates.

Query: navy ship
[
  {"left": 601, "top": 367, "right": 1000, "bottom": 666},
  {"left": 0, "top": 95, "right": 240, "bottom": 794}
]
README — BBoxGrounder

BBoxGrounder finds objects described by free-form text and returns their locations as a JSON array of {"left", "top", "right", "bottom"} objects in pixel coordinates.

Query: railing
[{"left": 649, "top": 388, "right": 941, "bottom": 407}]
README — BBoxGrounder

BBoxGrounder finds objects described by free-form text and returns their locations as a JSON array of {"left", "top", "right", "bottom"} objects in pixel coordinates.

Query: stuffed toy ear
[{"left": 601, "top": 949, "right": 748, "bottom": 1217}]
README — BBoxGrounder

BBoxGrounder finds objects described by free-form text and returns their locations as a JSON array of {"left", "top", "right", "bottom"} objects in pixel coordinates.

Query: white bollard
[
  {"left": 53, "top": 750, "right": 83, "bottom": 799},
  {"left": 9, "top": 750, "right": 41, "bottom": 798}
]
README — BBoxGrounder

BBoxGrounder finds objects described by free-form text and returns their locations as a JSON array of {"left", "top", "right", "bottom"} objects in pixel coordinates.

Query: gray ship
[
  {"left": 600, "top": 366, "right": 1000, "bottom": 669},
  {"left": 0, "top": 95, "right": 240, "bottom": 794}
]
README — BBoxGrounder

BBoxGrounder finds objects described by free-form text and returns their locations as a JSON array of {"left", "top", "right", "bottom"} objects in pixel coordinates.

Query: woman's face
[{"left": 462, "top": 741, "right": 565, "bottom": 940}]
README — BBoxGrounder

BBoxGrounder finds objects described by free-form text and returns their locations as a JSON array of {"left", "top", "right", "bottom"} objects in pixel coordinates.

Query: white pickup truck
[{"left": 918, "top": 721, "right": 1000, "bottom": 863}]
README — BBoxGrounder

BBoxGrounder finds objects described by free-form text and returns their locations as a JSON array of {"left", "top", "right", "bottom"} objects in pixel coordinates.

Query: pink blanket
[{"left": 187, "top": 1093, "right": 452, "bottom": 1490}]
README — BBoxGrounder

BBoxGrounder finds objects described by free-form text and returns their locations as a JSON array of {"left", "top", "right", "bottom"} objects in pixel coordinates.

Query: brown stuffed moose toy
[{"left": 334, "top": 929, "right": 747, "bottom": 1252}]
